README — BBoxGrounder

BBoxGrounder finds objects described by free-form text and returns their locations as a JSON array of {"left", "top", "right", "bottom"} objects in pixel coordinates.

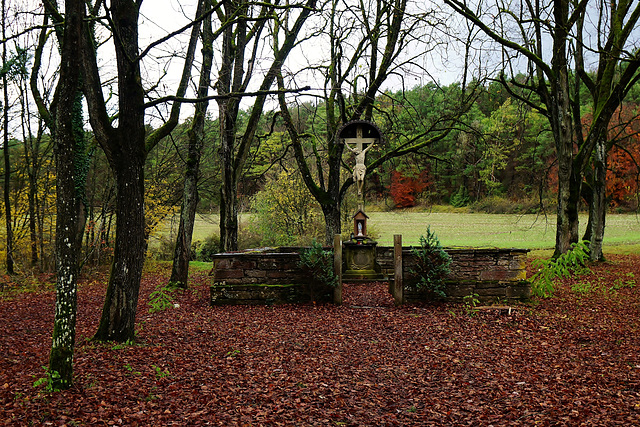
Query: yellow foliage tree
[{"left": 250, "top": 169, "right": 323, "bottom": 246}]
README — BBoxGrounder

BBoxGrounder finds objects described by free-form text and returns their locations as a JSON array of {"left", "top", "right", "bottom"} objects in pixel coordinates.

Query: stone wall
[
  {"left": 210, "top": 283, "right": 332, "bottom": 306},
  {"left": 377, "top": 246, "right": 530, "bottom": 302},
  {"left": 209, "top": 246, "right": 530, "bottom": 306},
  {"left": 210, "top": 250, "right": 306, "bottom": 285},
  {"left": 209, "top": 248, "right": 333, "bottom": 305}
]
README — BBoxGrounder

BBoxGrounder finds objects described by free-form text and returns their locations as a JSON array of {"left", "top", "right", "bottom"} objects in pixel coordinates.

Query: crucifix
[{"left": 343, "top": 124, "right": 378, "bottom": 198}]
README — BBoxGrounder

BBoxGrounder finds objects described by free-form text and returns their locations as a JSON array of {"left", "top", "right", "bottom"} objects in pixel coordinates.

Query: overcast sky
[{"left": 134, "top": 1, "right": 471, "bottom": 125}]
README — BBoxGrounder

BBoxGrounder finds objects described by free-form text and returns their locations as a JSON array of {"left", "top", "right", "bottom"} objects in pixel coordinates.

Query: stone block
[
  {"left": 257, "top": 260, "right": 276, "bottom": 270},
  {"left": 266, "top": 270, "right": 292, "bottom": 279},
  {"left": 246, "top": 269, "right": 267, "bottom": 278},
  {"left": 214, "top": 259, "right": 232, "bottom": 269},
  {"left": 230, "top": 259, "right": 257, "bottom": 269},
  {"left": 479, "top": 269, "right": 522, "bottom": 281},
  {"left": 505, "top": 282, "right": 531, "bottom": 299},
  {"left": 212, "top": 269, "right": 244, "bottom": 280},
  {"left": 220, "top": 278, "right": 244, "bottom": 285},
  {"left": 209, "top": 283, "right": 331, "bottom": 306},
  {"left": 474, "top": 287, "right": 507, "bottom": 297},
  {"left": 510, "top": 258, "right": 526, "bottom": 270},
  {"left": 444, "top": 284, "right": 476, "bottom": 297}
]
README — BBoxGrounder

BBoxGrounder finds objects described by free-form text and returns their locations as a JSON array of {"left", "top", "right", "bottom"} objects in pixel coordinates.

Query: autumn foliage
[
  {"left": 388, "top": 170, "right": 430, "bottom": 208},
  {"left": 545, "top": 103, "right": 640, "bottom": 209},
  {"left": 607, "top": 104, "right": 640, "bottom": 209},
  {"left": 2, "top": 258, "right": 640, "bottom": 425}
]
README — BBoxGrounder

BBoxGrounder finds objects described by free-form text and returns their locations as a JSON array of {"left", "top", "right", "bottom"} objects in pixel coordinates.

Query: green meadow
[
  {"left": 367, "top": 212, "right": 640, "bottom": 249},
  {"left": 154, "top": 212, "right": 640, "bottom": 254}
]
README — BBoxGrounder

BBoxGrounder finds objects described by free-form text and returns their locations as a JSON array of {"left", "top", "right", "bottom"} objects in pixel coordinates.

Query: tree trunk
[
  {"left": 49, "top": 0, "right": 84, "bottom": 390},
  {"left": 551, "top": 2, "right": 579, "bottom": 258},
  {"left": 18, "top": 79, "right": 41, "bottom": 268},
  {"left": 50, "top": 120, "right": 81, "bottom": 389},
  {"left": 2, "top": 0, "right": 14, "bottom": 275},
  {"left": 94, "top": 157, "right": 146, "bottom": 342},
  {"left": 554, "top": 151, "right": 582, "bottom": 257},
  {"left": 169, "top": 178, "right": 199, "bottom": 287},
  {"left": 219, "top": 152, "right": 239, "bottom": 252},
  {"left": 85, "top": 0, "right": 149, "bottom": 343},
  {"left": 168, "top": 117, "right": 203, "bottom": 286},
  {"left": 28, "top": 173, "right": 39, "bottom": 267},
  {"left": 321, "top": 203, "right": 342, "bottom": 246},
  {"left": 169, "top": 1, "right": 213, "bottom": 285},
  {"left": 169, "top": 136, "right": 201, "bottom": 286},
  {"left": 588, "top": 139, "right": 607, "bottom": 261},
  {"left": 216, "top": 5, "right": 242, "bottom": 253}
]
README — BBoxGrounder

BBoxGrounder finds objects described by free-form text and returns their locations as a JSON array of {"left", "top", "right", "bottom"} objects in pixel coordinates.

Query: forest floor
[{"left": 1, "top": 256, "right": 640, "bottom": 426}]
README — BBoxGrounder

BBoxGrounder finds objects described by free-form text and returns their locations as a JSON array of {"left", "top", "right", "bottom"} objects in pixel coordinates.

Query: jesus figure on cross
[{"left": 343, "top": 124, "right": 377, "bottom": 197}]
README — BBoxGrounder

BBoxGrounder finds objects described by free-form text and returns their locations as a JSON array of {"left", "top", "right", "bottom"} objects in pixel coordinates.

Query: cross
[
  {"left": 342, "top": 124, "right": 378, "bottom": 200},
  {"left": 342, "top": 124, "right": 378, "bottom": 153}
]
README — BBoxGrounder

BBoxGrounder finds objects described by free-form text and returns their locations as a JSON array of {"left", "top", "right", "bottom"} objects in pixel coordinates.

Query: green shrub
[
  {"left": 298, "top": 240, "right": 338, "bottom": 289},
  {"left": 530, "top": 240, "right": 591, "bottom": 298},
  {"left": 148, "top": 284, "right": 178, "bottom": 313},
  {"left": 470, "top": 195, "right": 550, "bottom": 214},
  {"left": 238, "top": 227, "right": 264, "bottom": 250},
  {"left": 470, "top": 195, "right": 514, "bottom": 213},
  {"left": 194, "top": 235, "right": 220, "bottom": 261},
  {"left": 409, "top": 227, "right": 452, "bottom": 299},
  {"left": 147, "top": 235, "right": 175, "bottom": 261}
]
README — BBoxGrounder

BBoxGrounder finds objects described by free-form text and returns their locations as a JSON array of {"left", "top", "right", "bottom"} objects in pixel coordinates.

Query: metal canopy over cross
[
  {"left": 336, "top": 120, "right": 384, "bottom": 149},
  {"left": 342, "top": 124, "right": 378, "bottom": 152}
]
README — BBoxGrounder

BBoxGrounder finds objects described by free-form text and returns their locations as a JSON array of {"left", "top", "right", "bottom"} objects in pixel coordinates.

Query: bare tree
[
  {"left": 276, "top": 0, "right": 471, "bottom": 243},
  {"left": 46, "top": 0, "right": 85, "bottom": 390},
  {"left": 78, "top": 0, "right": 205, "bottom": 342},
  {"left": 575, "top": 0, "right": 640, "bottom": 261},
  {"left": 2, "top": 0, "right": 16, "bottom": 275},
  {"left": 169, "top": 0, "right": 214, "bottom": 288},
  {"left": 216, "top": 0, "right": 318, "bottom": 252},
  {"left": 444, "top": 0, "right": 640, "bottom": 258}
]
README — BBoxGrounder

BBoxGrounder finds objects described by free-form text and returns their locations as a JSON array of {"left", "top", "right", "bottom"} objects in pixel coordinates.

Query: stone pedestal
[{"left": 342, "top": 240, "right": 385, "bottom": 281}]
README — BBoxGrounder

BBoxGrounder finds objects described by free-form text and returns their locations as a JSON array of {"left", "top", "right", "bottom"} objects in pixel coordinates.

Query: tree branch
[{"left": 144, "top": 86, "right": 311, "bottom": 109}]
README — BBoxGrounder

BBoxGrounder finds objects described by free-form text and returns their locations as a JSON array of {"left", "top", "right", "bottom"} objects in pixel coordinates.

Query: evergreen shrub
[
  {"left": 409, "top": 227, "right": 452, "bottom": 299},
  {"left": 298, "top": 240, "right": 338, "bottom": 289}
]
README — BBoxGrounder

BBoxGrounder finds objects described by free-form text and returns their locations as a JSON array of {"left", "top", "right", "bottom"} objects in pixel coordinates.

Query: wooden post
[
  {"left": 334, "top": 234, "right": 342, "bottom": 305},
  {"left": 394, "top": 234, "right": 403, "bottom": 306}
]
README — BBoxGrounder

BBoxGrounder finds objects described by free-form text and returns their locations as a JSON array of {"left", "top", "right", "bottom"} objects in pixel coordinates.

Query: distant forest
[{"left": 3, "top": 77, "right": 639, "bottom": 267}]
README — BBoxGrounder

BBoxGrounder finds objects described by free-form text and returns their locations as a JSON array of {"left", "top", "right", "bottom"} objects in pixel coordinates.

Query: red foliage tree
[
  {"left": 388, "top": 170, "right": 431, "bottom": 208},
  {"left": 606, "top": 104, "right": 640, "bottom": 209}
]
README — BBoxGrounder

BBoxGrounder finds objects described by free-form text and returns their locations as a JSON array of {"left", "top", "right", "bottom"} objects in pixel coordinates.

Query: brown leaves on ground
[{"left": 1, "top": 256, "right": 640, "bottom": 426}]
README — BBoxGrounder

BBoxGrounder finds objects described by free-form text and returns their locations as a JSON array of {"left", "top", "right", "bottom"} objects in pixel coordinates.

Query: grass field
[
  {"left": 368, "top": 212, "right": 640, "bottom": 249},
  {"left": 154, "top": 211, "right": 640, "bottom": 253}
]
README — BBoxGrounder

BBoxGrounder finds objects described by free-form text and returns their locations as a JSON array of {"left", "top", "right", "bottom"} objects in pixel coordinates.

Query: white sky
[
  {"left": 134, "top": 0, "right": 470, "bottom": 124},
  {"left": 10, "top": 0, "right": 473, "bottom": 134}
]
